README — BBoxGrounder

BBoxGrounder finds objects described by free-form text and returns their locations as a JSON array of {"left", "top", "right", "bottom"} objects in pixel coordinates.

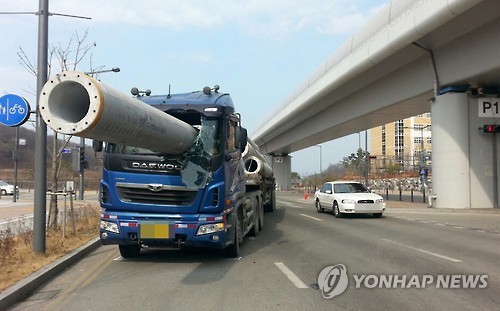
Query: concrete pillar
[
  {"left": 268, "top": 155, "right": 291, "bottom": 191},
  {"left": 432, "top": 92, "right": 470, "bottom": 208},
  {"left": 431, "top": 92, "right": 499, "bottom": 208}
]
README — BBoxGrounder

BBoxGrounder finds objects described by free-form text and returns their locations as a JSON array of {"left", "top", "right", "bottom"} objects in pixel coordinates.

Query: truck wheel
[
  {"left": 224, "top": 219, "right": 240, "bottom": 258},
  {"left": 249, "top": 197, "right": 260, "bottom": 236},
  {"left": 259, "top": 199, "right": 264, "bottom": 230},
  {"left": 264, "top": 190, "right": 276, "bottom": 212},
  {"left": 119, "top": 245, "right": 141, "bottom": 258}
]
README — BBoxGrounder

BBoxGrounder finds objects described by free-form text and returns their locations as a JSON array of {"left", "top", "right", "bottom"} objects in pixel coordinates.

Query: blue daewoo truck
[{"left": 39, "top": 71, "right": 276, "bottom": 258}]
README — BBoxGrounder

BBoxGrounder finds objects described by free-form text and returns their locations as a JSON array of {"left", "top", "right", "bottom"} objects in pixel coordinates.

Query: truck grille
[{"left": 116, "top": 183, "right": 197, "bottom": 206}]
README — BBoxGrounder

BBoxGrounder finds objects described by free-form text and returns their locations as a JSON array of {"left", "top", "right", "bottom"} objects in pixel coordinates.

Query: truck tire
[
  {"left": 119, "top": 245, "right": 141, "bottom": 258},
  {"left": 259, "top": 197, "right": 264, "bottom": 230},
  {"left": 264, "top": 190, "right": 276, "bottom": 212},
  {"left": 224, "top": 218, "right": 240, "bottom": 258},
  {"left": 249, "top": 197, "right": 259, "bottom": 237}
]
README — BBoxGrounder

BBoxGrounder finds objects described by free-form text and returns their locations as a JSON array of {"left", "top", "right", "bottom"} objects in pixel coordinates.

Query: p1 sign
[
  {"left": 478, "top": 98, "right": 500, "bottom": 118},
  {"left": 0, "top": 94, "right": 31, "bottom": 127}
]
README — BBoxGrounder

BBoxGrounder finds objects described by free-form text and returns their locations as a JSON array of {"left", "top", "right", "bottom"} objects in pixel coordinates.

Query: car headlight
[
  {"left": 375, "top": 199, "right": 384, "bottom": 203},
  {"left": 100, "top": 220, "right": 120, "bottom": 234},
  {"left": 196, "top": 223, "right": 224, "bottom": 236},
  {"left": 342, "top": 199, "right": 356, "bottom": 204}
]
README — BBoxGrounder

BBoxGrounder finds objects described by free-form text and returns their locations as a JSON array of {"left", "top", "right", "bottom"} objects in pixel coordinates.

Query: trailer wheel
[
  {"left": 119, "top": 245, "right": 140, "bottom": 258},
  {"left": 224, "top": 218, "right": 240, "bottom": 258},
  {"left": 259, "top": 197, "right": 264, "bottom": 230},
  {"left": 264, "top": 189, "right": 276, "bottom": 212}
]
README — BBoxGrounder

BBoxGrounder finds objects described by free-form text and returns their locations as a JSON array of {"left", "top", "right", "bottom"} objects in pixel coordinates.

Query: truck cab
[{"left": 99, "top": 87, "right": 249, "bottom": 257}]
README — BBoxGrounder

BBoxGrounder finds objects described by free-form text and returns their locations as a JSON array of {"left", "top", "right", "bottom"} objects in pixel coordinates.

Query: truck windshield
[{"left": 105, "top": 118, "right": 221, "bottom": 189}]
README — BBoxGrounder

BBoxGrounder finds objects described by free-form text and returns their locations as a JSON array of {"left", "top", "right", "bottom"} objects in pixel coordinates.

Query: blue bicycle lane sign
[{"left": 0, "top": 94, "right": 31, "bottom": 127}]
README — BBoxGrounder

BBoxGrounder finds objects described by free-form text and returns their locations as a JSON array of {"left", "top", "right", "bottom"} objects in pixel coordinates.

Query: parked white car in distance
[
  {"left": 314, "top": 181, "right": 385, "bottom": 218},
  {"left": 0, "top": 180, "right": 17, "bottom": 196}
]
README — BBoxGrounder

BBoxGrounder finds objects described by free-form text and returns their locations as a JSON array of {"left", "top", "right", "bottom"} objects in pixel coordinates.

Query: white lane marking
[
  {"left": 300, "top": 214, "right": 323, "bottom": 221},
  {"left": 281, "top": 201, "right": 303, "bottom": 209},
  {"left": 382, "top": 238, "right": 462, "bottom": 263},
  {"left": 274, "top": 262, "right": 309, "bottom": 289}
]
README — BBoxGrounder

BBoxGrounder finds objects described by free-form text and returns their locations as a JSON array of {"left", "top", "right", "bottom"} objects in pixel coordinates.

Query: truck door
[{"left": 225, "top": 118, "right": 245, "bottom": 197}]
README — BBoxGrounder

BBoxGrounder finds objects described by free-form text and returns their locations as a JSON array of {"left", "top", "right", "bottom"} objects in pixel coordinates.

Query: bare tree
[{"left": 18, "top": 29, "right": 101, "bottom": 229}]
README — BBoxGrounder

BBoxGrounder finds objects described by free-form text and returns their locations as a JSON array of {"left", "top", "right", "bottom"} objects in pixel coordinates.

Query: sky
[{"left": 0, "top": 0, "right": 388, "bottom": 177}]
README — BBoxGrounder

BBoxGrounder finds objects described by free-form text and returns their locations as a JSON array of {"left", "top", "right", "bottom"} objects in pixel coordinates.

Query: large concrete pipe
[
  {"left": 39, "top": 71, "right": 198, "bottom": 154},
  {"left": 243, "top": 138, "right": 273, "bottom": 179}
]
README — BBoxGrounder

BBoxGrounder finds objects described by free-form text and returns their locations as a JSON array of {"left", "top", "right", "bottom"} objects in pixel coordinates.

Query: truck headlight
[
  {"left": 100, "top": 220, "right": 120, "bottom": 234},
  {"left": 196, "top": 223, "right": 224, "bottom": 236},
  {"left": 375, "top": 199, "right": 384, "bottom": 203}
]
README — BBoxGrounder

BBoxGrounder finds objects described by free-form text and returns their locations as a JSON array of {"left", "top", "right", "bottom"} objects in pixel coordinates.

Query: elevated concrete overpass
[{"left": 252, "top": 0, "right": 500, "bottom": 208}]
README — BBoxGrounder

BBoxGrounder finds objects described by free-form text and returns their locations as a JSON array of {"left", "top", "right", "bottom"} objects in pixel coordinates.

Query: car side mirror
[{"left": 326, "top": 190, "right": 332, "bottom": 194}]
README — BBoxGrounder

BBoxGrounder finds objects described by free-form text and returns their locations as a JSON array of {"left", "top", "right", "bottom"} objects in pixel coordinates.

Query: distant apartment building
[{"left": 369, "top": 114, "right": 432, "bottom": 172}]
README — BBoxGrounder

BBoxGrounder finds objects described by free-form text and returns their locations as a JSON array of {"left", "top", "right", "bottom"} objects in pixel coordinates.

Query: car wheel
[
  {"left": 373, "top": 213, "right": 383, "bottom": 218},
  {"left": 316, "top": 200, "right": 324, "bottom": 213},
  {"left": 333, "top": 202, "right": 342, "bottom": 218},
  {"left": 1, "top": 189, "right": 6, "bottom": 196}
]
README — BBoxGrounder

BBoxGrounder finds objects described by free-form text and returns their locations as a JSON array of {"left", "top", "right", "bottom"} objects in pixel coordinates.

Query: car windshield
[
  {"left": 334, "top": 183, "right": 369, "bottom": 193},
  {"left": 0, "top": 181, "right": 8, "bottom": 186}
]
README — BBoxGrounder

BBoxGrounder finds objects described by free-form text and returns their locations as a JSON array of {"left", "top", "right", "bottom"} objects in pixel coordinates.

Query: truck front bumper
[{"left": 100, "top": 213, "right": 230, "bottom": 249}]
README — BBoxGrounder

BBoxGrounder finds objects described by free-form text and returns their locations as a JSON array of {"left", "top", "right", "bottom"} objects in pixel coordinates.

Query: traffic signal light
[
  {"left": 80, "top": 147, "right": 85, "bottom": 165},
  {"left": 482, "top": 125, "right": 500, "bottom": 133},
  {"left": 80, "top": 147, "right": 89, "bottom": 169}
]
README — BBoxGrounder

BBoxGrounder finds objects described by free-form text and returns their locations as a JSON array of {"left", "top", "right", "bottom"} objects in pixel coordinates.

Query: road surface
[{"left": 7, "top": 192, "right": 500, "bottom": 310}]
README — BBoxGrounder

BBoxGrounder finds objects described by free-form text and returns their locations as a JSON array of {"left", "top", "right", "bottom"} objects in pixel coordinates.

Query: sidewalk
[{"left": 0, "top": 192, "right": 101, "bottom": 310}]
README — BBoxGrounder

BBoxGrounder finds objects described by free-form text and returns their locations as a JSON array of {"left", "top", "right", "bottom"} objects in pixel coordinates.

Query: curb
[{"left": 0, "top": 237, "right": 101, "bottom": 310}]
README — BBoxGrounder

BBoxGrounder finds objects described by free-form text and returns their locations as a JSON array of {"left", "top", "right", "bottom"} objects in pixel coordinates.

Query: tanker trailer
[
  {"left": 242, "top": 138, "right": 276, "bottom": 212},
  {"left": 39, "top": 71, "right": 274, "bottom": 258}
]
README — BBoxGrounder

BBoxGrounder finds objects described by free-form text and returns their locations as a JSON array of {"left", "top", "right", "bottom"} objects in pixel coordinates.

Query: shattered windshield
[{"left": 106, "top": 118, "right": 221, "bottom": 189}]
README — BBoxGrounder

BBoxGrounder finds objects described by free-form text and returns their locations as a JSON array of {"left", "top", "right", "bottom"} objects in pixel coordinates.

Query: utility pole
[
  {"left": 33, "top": 0, "right": 49, "bottom": 254},
  {"left": 13, "top": 127, "right": 19, "bottom": 202}
]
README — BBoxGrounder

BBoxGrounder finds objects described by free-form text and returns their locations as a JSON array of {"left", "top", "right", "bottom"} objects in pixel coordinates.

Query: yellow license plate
[{"left": 140, "top": 223, "right": 171, "bottom": 239}]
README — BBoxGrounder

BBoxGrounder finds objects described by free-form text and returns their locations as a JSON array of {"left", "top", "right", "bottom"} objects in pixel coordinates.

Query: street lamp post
[
  {"left": 316, "top": 144, "right": 322, "bottom": 179},
  {"left": 33, "top": 0, "right": 49, "bottom": 254}
]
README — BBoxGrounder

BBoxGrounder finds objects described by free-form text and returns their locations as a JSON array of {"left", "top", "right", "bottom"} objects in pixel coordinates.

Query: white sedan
[
  {"left": 0, "top": 180, "right": 17, "bottom": 196},
  {"left": 314, "top": 181, "right": 385, "bottom": 218}
]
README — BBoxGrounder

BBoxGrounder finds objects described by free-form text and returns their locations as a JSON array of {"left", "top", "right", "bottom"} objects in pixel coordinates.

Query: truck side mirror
[
  {"left": 235, "top": 126, "right": 247, "bottom": 152},
  {"left": 93, "top": 140, "right": 103, "bottom": 152}
]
